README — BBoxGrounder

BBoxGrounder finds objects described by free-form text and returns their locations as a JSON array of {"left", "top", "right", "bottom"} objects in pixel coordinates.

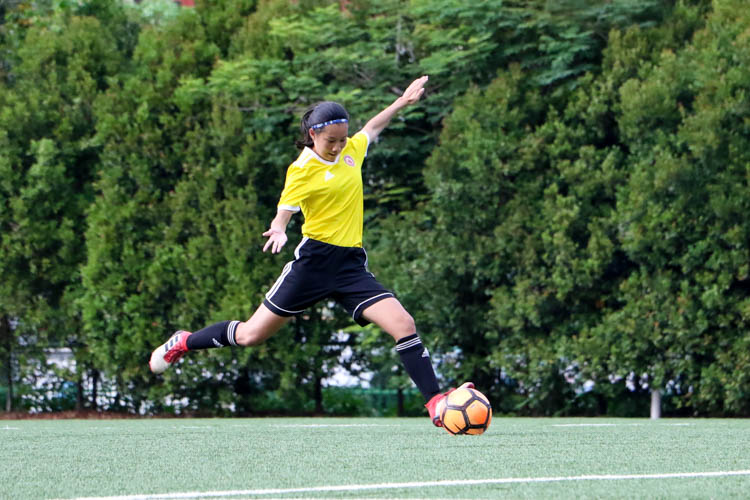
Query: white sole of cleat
[{"left": 149, "top": 344, "right": 169, "bottom": 374}]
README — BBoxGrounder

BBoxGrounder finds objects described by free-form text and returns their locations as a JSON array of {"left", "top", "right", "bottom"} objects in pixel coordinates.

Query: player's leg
[
  {"left": 234, "top": 304, "right": 291, "bottom": 346},
  {"left": 360, "top": 297, "right": 455, "bottom": 425},
  {"left": 360, "top": 297, "right": 474, "bottom": 426},
  {"left": 185, "top": 303, "right": 292, "bottom": 348},
  {"left": 360, "top": 298, "right": 440, "bottom": 401},
  {"left": 149, "top": 304, "right": 291, "bottom": 374},
  {"left": 150, "top": 239, "right": 323, "bottom": 374},
  {"left": 358, "top": 296, "right": 415, "bottom": 342}
]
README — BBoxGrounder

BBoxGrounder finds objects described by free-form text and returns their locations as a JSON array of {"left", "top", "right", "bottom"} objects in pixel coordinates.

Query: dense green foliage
[{"left": 2, "top": 0, "right": 748, "bottom": 417}]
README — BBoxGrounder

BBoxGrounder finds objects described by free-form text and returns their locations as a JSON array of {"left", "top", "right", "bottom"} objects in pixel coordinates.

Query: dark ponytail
[{"left": 295, "top": 101, "right": 349, "bottom": 149}]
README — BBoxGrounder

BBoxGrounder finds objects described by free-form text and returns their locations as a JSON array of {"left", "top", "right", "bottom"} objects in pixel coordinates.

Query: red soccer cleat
[
  {"left": 149, "top": 330, "right": 192, "bottom": 374},
  {"left": 425, "top": 382, "right": 475, "bottom": 427}
]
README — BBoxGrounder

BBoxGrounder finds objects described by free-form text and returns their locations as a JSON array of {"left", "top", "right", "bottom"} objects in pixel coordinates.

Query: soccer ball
[{"left": 439, "top": 387, "right": 492, "bottom": 435}]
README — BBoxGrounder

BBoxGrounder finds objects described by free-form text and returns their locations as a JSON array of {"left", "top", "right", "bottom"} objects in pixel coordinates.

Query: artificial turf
[{"left": 2, "top": 417, "right": 750, "bottom": 499}]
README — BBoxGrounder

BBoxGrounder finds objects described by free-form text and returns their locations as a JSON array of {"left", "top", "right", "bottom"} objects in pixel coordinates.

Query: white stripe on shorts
[
  {"left": 362, "top": 246, "right": 374, "bottom": 276},
  {"left": 265, "top": 237, "right": 310, "bottom": 311},
  {"left": 294, "top": 236, "right": 309, "bottom": 260},
  {"left": 266, "top": 261, "right": 293, "bottom": 299},
  {"left": 351, "top": 292, "right": 394, "bottom": 321},
  {"left": 264, "top": 296, "right": 305, "bottom": 315}
]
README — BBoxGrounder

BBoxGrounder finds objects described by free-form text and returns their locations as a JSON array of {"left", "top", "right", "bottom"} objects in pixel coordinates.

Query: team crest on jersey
[{"left": 343, "top": 155, "right": 355, "bottom": 167}]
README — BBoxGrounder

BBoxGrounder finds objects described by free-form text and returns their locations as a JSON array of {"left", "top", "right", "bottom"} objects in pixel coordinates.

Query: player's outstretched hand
[
  {"left": 400, "top": 75, "right": 428, "bottom": 106},
  {"left": 262, "top": 229, "right": 288, "bottom": 253}
]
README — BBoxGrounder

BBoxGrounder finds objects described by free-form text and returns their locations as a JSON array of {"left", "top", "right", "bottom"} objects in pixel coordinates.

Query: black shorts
[{"left": 263, "top": 237, "right": 394, "bottom": 326}]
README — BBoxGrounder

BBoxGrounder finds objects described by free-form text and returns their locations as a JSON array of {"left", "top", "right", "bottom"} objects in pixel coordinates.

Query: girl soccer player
[{"left": 149, "top": 75, "right": 471, "bottom": 426}]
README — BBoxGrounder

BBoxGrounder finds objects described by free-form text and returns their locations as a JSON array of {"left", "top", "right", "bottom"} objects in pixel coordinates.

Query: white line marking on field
[
  {"left": 551, "top": 423, "right": 643, "bottom": 427},
  {"left": 552, "top": 423, "right": 619, "bottom": 427},
  {"left": 61, "top": 470, "right": 750, "bottom": 500},
  {"left": 2, "top": 425, "right": 20, "bottom": 430},
  {"left": 551, "top": 423, "right": 694, "bottom": 428},
  {"left": 271, "top": 424, "right": 391, "bottom": 428}
]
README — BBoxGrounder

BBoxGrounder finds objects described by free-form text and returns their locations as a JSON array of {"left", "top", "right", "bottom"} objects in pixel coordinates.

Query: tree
[
  {"left": 372, "top": 0, "right": 712, "bottom": 415},
  {"left": 584, "top": 0, "right": 750, "bottom": 415},
  {"left": 5, "top": 0, "right": 745, "bottom": 417},
  {"left": 0, "top": 2, "right": 130, "bottom": 411}
]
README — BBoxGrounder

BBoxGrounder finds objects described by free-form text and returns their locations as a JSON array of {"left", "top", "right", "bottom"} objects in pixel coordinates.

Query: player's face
[{"left": 310, "top": 123, "right": 348, "bottom": 162}]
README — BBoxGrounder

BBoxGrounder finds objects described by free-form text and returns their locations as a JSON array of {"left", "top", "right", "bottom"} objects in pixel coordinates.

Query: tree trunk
[
  {"left": 91, "top": 369, "right": 99, "bottom": 410},
  {"left": 650, "top": 389, "right": 661, "bottom": 419},
  {"left": 2, "top": 316, "right": 12, "bottom": 412},
  {"left": 314, "top": 374, "right": 323, "bottom": 414},
  {"left": 76, "top": 372, "right": 84, "bottom": 411},
  {"left": 5, "top": 365, "right": 11, "bottom": 413},
  {"left": 397, "top": 387, "right": 404, "bottom": 417}
]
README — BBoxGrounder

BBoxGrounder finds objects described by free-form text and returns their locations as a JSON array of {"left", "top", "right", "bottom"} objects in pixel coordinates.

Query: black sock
[
  {"left": 185, "top": 320, "right": 240, "bottom": 350},
  {"left": 396, "top": 334, "right": 440, "bottom": 401}
]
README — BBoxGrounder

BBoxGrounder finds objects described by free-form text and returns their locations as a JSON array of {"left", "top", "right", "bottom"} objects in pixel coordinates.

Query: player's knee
[
  {"left": 404, "top": 312, "right": 417, "bottom": 334},
  {"left": 394, "top": 311, "right": 417, "bottom": 337}
]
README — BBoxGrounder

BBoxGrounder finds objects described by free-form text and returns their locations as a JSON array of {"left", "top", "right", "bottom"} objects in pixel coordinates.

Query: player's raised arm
[{"left": 361, "top": 75, "right": 428, "bottom": 142}]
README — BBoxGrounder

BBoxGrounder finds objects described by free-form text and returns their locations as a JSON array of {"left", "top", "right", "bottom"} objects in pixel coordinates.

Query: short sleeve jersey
[{"left": 278, "top": 131, "right": 370, "bottom": 248}]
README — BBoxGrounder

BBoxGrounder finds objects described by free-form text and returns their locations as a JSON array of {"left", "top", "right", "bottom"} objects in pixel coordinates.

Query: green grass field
[{"left": 2, "top": 417, "right": 750, "bottom": 499}]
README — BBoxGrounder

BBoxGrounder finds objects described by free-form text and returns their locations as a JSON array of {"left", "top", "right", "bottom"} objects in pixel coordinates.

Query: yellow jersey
[{"left": 278, "top": 131, "right": 370, "bottom": 247}]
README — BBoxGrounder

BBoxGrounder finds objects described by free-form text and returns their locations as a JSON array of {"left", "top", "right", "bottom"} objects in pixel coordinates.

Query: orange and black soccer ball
[{"left": 439, "top": 387, "right": 492, "bottom": 435}]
